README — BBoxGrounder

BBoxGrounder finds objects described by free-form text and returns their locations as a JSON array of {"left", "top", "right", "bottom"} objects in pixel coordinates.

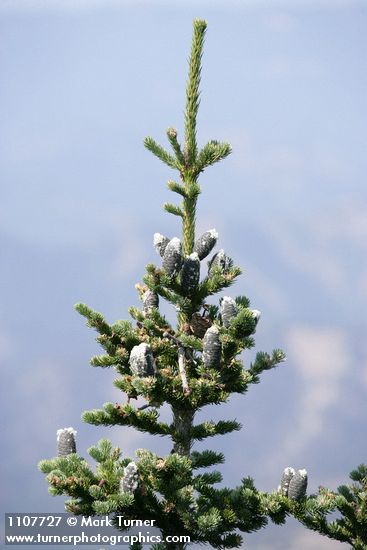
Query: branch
[
  {"left": 163, "top": 202, "right": 184, "bottom": 217},
  {"left": 82, "top": 403, "right": 172, "bottom": 436},
  {"left": 144, "top": 137, "right": 178, "bottom": 169},
  {"left": 196, "top": 140, "right": 232, "bottom": 173},
  {"left": 191, "top": 419, "right": 241, "bottom": 441}
]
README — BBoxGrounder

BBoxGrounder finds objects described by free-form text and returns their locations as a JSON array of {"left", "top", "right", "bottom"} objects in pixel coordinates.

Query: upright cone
[
  {"left": 202, "top": 325, "right": 222, "bottom": 369},
  {"left": 57, "top": 427, "right": 77, "bottom": 457}
]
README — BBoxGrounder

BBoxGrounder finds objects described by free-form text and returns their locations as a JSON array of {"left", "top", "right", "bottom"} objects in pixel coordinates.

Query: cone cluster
[
  {"left": 279, "top": 467, "right": 308, "bottom": 501},
  {"left": 148, "top": 229, "right": 263, "bottom": 375},
  {"left": 154, "top": 229, "right": 221, "bottom": 287}
]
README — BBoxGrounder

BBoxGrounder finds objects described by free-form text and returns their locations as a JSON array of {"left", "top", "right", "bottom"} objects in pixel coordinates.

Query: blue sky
[{"left": 1, "top": 1, "right": 367, "bottom": 548}]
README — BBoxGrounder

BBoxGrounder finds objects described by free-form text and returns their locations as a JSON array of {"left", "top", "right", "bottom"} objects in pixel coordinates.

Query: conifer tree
[{"left": 39, "top": 19, "right": 366, "bottom": 549}]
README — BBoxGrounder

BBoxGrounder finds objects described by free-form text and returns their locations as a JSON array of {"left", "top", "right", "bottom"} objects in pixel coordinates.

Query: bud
[
  {"left": 153, "top": 233, "right": 170, "bottom": 257},
  {"left": 279, "top": 467, "right": 295, "bottom": 496},
  {"left": 288, "top": 469, "right": 308, "bottom": 501},
  {"left": 180, "top": 253, "right": 200, "bottom": 295},
  {"left": 162, "top": 237, "right": 183, "bottom": 277},
  {"left": 167, "top": 127, "right": 177, "bottom": 139},
  {"left": 193, "top": 229, "right": 218, "bottom": 260},
  {"left": 202, "top": 325, "right": 222, "bottom": 369},
  {"left": 129, "top": 343, "right": 156, "bottom": 377},
  {"left": 120, "top": 461, "right": 139, "bottom": 494},
  {"left": 57, "top": 427, "right": 77, "bottom": 457},
  {"left": 220, "top": 296, "right": 238, "bottom": 328},
  {"left": 142, "top": 290, "right": 159, "bottom": 315},
  {"left": 208, "top": 249, "right": 232, "bottom": 275}
]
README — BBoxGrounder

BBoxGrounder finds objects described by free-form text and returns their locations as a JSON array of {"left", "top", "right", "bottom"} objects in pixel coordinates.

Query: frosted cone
[
  {"left": 162, "top": 237, "right": 183, "bottom": 277},
  {"left": 129, "top": 343, "right": 156, "bottom": 377},
  {"left": 208, "top": 249, "right": 232, "bottom": 275},
  {"left": 120, "top": 461, "right": 139, "bottom": 494},
  {"left": 202, "top": 325, "right": 222, "bottom": 369},
  {"left": 220, "top": 296, "right": 238, "bottom": 328},
  {"left": 279, "top": 467, "right": 296, "bottom": 496},
  {"left": 57, "top": 427, "right": 77, "bottom": 457},
  {"left": 180, "top": 253, "right": 200, "bottom": 295},
  {"left": 288, "top": 469, "right": 308, "bottom": 501},
  {"left": 143, "top": 290, "right": 159, "bottom": 315},
  {"left": 153, "top": 233, "right": 170, "bottom": 257},
  {"left": 194, "top": 229, "right": 218, "bottom": 260}
]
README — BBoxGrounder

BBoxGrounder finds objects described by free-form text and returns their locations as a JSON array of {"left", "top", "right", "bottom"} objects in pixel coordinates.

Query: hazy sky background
[{"left": 1, "top": 1, "right": 366, "bottom": 548}]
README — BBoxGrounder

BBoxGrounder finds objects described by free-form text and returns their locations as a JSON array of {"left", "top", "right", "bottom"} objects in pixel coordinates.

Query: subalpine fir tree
[{"left": 39, "top": 20, "right": 367, "bottom": 549}]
